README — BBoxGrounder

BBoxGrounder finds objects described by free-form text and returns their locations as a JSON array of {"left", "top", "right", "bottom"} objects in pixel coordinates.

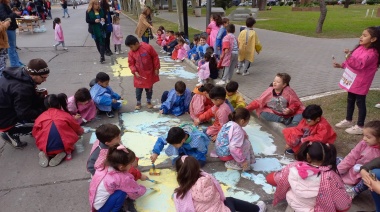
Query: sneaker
[
  {"left": 196, "top": 82, "right": 203, "bottom": 87},
  {"left": 153, "top": 104, "right": 161, "bottom": 109},
  {"left": 62, "top": 16, "right": 65, "bottom": 18},
  {"left": 49, "top": 152, "right": 67, "bottom": 167},
  {"left": 242, "top": 71, "right": 250, "bottom": 76},
  {"left": 106, "top": 111, "right": 115, "bottom": 118},
  {"left": 225, "top": 160, "right": 242, "bottom": 170},
  {"left": 68, "top": 15, "right": 70, "bottom": 18},
  {"left": 216, "top": 80, "right": 226, "bottom": 85},
  {"left": 100, "top": 57, "right": 105, "bottom": 64},
  {"left": 346, "top": 186, "right": 358, "bottom": 199},
  {"left": 65, "top": 153, "right": 72, "bottom": 161},
  {"left": 285, "top": 148, "right": 295, "bottom": 155},
  {"left": 281, "top": 117, "right": 293, "bottom": 126},
  {"left": 375, "top": 103, "right": 380, "bottom": 108},
  {"left": 63, "top": 47, "right": 68, "bottom": 50},
  {"left": 256, "top": 200, "right": 267, "bottom": 212},
  {"left": 38, "top": 151, "right": 49, "bottom": 167},
  {"left": 175, "top": 59, "right": 182, "bottom": 62},
  {"left": 135, "top": 103, "right": 141, "bottom": 110},
  {"left": 335, "top": 119, "right": 353, "bottom": 128},
  {"left": 235, "top": 68, "right": 241, "bottom": 74},
  {"left": 0, "top": 132, "right": 27, "bottom": 149},
  {"left": 345, "top": 125, "right": 363, "bottom": 135},
  {"left": 115, "top": 51, "right": 119, "bottom": 55},
  {"left": 147, "top": 102, "right": 153, "bottom": 109}
]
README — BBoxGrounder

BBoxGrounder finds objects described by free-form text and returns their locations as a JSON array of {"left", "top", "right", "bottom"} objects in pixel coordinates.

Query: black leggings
[
  {"left": 105, "top": 32, "right": 112, "bottom": 52},
  {"left": 5, "top": 123, "right": 34, "bottom": 137},
  {"left": 346, "top": 92, "right": 366, "bottom": 127},
  {"left": 224, "top": 197, "right": 260, "bottom": 212},
  {"left": 94, "top": 39, "right": 105, "bottom": 59}
]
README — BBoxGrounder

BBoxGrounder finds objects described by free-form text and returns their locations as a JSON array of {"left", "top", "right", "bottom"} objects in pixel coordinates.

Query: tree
[
  {"left": 315, "top": 0, "right": 327, "bottom": 33},
  {"left": 257, "top": 0, "right": 266, "bottom": 10},
  {"left": 168, "top": 0, "right": 173, "bottom": 11},
  {"left": 344, "top": 0, "right": 350, "bottom": 8},
  {"left": 176, "top": 0, "right": 184, "bottom": 31}
]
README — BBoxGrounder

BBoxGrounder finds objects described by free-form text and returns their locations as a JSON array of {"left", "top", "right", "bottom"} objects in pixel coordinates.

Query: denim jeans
[
  {"left": 136, "top": 88, "right": 153, "bottom": 102},
  {"left": 141, "top": 36, "right": 149, "bottom": 44},
  {"left": 260, "top": 112, "right": 302, "bottom": 127},
  {"left": 63, "top": 8, "right": 69, "bottom": 17},
  {"left": 368, "top": 168, "right": 380, "bottom": 212},
  {"left": 346, "top": 92, "right": 366, "bottom": 127},
  {"left": 6, "top": 30, "right": 22, "bottom": 67},
  {"left": 98, "top": 190, "right": 127, "bottom": 212}
]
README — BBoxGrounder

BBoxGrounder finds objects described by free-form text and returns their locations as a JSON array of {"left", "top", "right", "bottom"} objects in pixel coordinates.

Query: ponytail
[
  {"left": 228, "top": 108, "right": 250, "bottom": 122},
  {"left": 57, "top": 93, "right": 69, "bottom": 113},
  {"left": 296, "top": 142, "right": 338, "bottom": 173},
  {"left": 208, "top": 53, "right": 217, "bottom": 69},
  {"left": 44, "top": 93, "right": 69, "bottom": 113},
  {"left": 174, "top": 156, "right": 201, "bottom": 199}
]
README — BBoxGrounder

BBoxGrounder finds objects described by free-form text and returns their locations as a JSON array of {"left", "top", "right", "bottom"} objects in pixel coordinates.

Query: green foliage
[
  {"left": 279, "top": 2, "right": 285, "bottom": 5},
  {"left": 367, "top": 0, "right": 376, "bottom": 4},
  {"left": 215, "top": 0, "right": 232, "bottom": 10}
]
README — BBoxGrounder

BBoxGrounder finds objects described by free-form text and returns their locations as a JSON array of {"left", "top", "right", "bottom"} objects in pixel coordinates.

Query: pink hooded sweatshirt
[
  {"left": 198, "top": 61, "right": 210, "bottom": 80},
  {"left": 67, "top": 96, "right": 97, "bottom": 125},
  {"left": 54, "top": 23, "right": 64, "bottom": 42},
  {"left": 177, "top": 43, "right": 190, "bottom": 60},
  {"left": 338, "top": 140, "right": 380, "bottom": 185},
  {"left": 174, "top": 171, "right": 230, "bottom": 212},
  {"left": 207, "top": 21, "right": 220, "bottom": 47},
  {"left": 112, "top": 24, "right": 123, "bottom": 45}
]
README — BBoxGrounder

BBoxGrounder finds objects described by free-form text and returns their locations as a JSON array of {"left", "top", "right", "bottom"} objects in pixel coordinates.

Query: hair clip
[
  {"left": 116, "top": 144, "right": 129, "bottom": 153},
  {"left": 181, "top": 155, "right": 188, "bottom": 163},
  {"left": 307, "top": 142, "right": 312, "bottom": 146}
]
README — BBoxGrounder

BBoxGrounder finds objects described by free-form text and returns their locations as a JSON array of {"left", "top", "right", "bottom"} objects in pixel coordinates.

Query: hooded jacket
[{"left": 0, "top": 67, "right": 45, "bottom": 129}]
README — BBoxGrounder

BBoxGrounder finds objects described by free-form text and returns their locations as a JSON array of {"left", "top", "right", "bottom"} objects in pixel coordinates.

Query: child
[
  {"left": 53, "top": 17, "right": 67, "bottom": 50},
  {"left": 194, "top": 86, "right": 232, "bottom": 141},
  {"left": 333, "top": 27, "right": 380, "bottom": 135},
  {"left": 67, "top": 87, "right": 97, "bottom": 125},
  {"left": 87, "top": 124, "right": 148, "bottom": 181},
  {"left": 236, "top": 17, "right": 262, "bottom": 76},
  {"left": 0, "top": 19, "right": 10, "bottom": 74},
  {"left": 126, "top": 35, "right": 160, "bottom": 110},
  {"left": 217, "top": 24, "right": 238, "bottom": 85},
  {"left": 174, "top": 38, "right": 190, "bottom": 62},
  {"left": 188, "top": 35, "right": 200, "bottom": 61},
  {"left": 246, "top": 73, "right": 304, "bottom": 127},
  {"left": 196, "top": 52, "right": 212, "bottom": 86},
  {"left": 196, "top": 35, "right": 210, "bottom": 61},
  {"left": 163, "top": 31, "right": 180, "bottom": 55},
  {"left": 90, "top": 72, "right": 122, "bottom": 118},
  {"left": 189, "top": 83, "right": 214, "bottom": 121},
  {"left": 337, "top": 120, "right": 380, "bottom": 198},
  {"left": 150, "top": 124, "right": 210, "bottom": 166},
  {"left": 215, "top": 108, "right": 255, "bottom": 171},
  {"left": 160, "top": 30, "right": 175, "bottom": 51},
  {"left": 283, "top": 104, "right": 336, "bottom": 155},
  {"left": 225, "top": 81, "right": 246, "bottom": 110},
  {"left": 173, "top": 156, "right": 266, "bottom": 212},
  {"left": 33, "top": 94, "right": 84, "bottom": 167},
  {"left": 160, "top": 80, "right": 192, "bottom": 116},
  {"left": 206, "top": 14, "right": 222, "bottom": 47},
  {"left": 267, "top": 142, "right": 352, "bottom": 212},
  {"left": 112, "top": 16, "right": 123, "bottom": 55},
  {"left": 89, "top": 144, "right": 146, "bottom": 212},
  {"left": 214, "top": 17, "right": 229, "bottom": 57},
  {"left": 156, "top": 28, "right": 165, "bottom": 46}
]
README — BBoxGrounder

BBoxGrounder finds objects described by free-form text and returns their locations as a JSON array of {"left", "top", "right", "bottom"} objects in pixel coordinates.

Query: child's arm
[
  {"left": 150, "top": 136, "right": 167, "bottom": 163},
  {"left": 86, "top": 146, "right": 100, "bottom": 175},
  {"left": 337, "top": 141, "right": 367, "bottom": 174},
  {"left": 254, "top": 32, "right": 262, "bottom": 54},
  {"left": 117, "top": 174, "right": 147, "bottom": 200},
  {"left": 342, "top": 49, "right": 378, "bottom": 71},
  {"left": 65, "top": 113, "right": 84, "bottom": 135},
  {"left": 198, "top": 107, "right": 214, "bottom": 123},
  {"left": 235, "top": 94, "right": 246, "bottom": 109},
  {"left": 107, "top": 86, "right": 121, "bottom": 100},
  {"left": 301, "top": 124, "right": 336, "bottom": 144},
  {"left": 128, "top": 51, "right": 138, "bottom": 75},
  {"left": 228, "top": 126, "right": 246, "bottom": 164},
  {"left": 246, "top": 87, "right": 272, "bottom": 111}
]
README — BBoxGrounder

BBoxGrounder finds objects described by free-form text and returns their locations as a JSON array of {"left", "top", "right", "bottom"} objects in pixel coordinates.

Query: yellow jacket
[
  {"left": 238, "top": 28, "right": 262, "bottom": 62},
  {"left": 227, "top": 92, "right": 246, "bottom": 110}
]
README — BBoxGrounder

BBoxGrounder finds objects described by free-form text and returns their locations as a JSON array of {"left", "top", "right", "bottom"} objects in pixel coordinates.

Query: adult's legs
[
  {"left": 346, "top": 92, "right": 356, "bottom": 122},
  {"left": 105, "top": 32, "right": 112, "bottom": 54},
  {"left": 224, "top": 197, "right": 260, "bottom": 212},
  {"left": 355, "top": 94, "right": 367, "bottom": 127},
  {"left": 6, "top": 30, "right": 22, "bottom": 67},
  {"left": 98, "top": 190, "right": 127, "bottom": 212},
  {"left": 95, "top": 38, "right": 105, "bottom": 62},
  {"left": 1, "top": 123, "right": 33, "bottom": 148},
  {"left": 141, "top": 36, "right": 149, "bottom": 44},
  {"left": 0, "top": 49, "right": 7, "bottom": 73}
]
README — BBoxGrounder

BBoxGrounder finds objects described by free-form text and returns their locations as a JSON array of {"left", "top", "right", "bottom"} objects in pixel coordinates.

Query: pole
[
  {"left": 206, "top": 0, "right": 211, "bottom": 26},
  {"left": 183, "top": 0, "right": 188, "bottom": 37}
]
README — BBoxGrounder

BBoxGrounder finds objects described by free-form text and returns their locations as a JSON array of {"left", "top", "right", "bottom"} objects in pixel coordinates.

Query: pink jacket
[
  {"left": 220, "top": 33, "right": 236, "bottom": 67},
  {"left": 199, "top": 102, "right": 232, "bottom": 136},
  {"left": 174, "top": 171, "right": 230, "bottom": 212},
  {"left": 67, "top": 96, "right": 97, "bottom": 125},
  {"left": 225, "top": 121, "right": 251, "bottom": 163},
  {"left": 189, "top": 93, "right": 213, "bottom": 121},
  {"left": 54, "top": 23, "right": 64, "bottom": 42},
  {"left": 112, "top": 24, "right": 123, "bottom": 45},
  {"left": 89, "top": 167, "right": 146, "bottom": 212},
  {"left": 177, "top": 43, "right": 190, "bottom": 60},
  {"left": 273, "top": 161, "right": 352, "bottom": 212},
  {"left": 341, "top": 45, "right": 379, "bottom": 95},
  {"left": 207, "top": 21, "right": 220, "bottom": 47},
  {"left": 198, "top": 61, "right": 210, "bottom": 80},
  {"left": 338, "top": 141, "right": 380, "bottom": 185}
]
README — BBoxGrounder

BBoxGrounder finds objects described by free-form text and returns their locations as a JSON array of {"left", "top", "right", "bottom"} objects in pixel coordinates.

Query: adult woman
[
  {"left": 100, "top": 0, "right": 118, "bottom": 56},
  {"left": 0, "top": 0, "right": 23, "bottom": 67},
  {"left": 86, "top": 0, "right": 106, "bottom": 63},
  {"left": 135, "top": 6, "right": 153, "bottom": 44}
]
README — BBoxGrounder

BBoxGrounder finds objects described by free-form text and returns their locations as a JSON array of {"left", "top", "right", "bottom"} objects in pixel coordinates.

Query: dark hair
[
  {"left": 203, "top": 52, "right": 212, "bottom": 62},
  {"left": 112, "top": 15, "right": 120, "bottom": 24},
  {"left": 354, "top": 27, "right": 380, "bottom": 66},
  {"left": 177, "top": 38, "right": 185, "bottom": 44},
  {"left": 228, "top": 107, "right": 250, "bottom": 122},
  {"left": 100, "top": 0, "right": 110, "bottom": 12},
  {"left": 157, "top": 28, "right": 164, "bottom": 34},
  {"left": 105, "top": 144, "right": 136, "bottom": 171},
  {"left": 166, "top": 127, "right": 186, "bottom": 144},
  {"left": 200, "top": 34, "right": 207, "bottom": 40},
  {"left": 168, "top": 30, "right": 175, "bottom": 34},
  {"left": 226, "top": 81, "right": 239, "bottom": 93},
  {"left": 296, "top": 142, "right": 337, "bottom": 173},
  {"left": 203, "top": 52, "right": 217, "bottom": 71},
  {"left": 174, "top": 81, "right": 186, "bottom": 94},
  {"left": 96, "top": 124, "right": 121, "bottom": 144},
  {"left": 174, "top": 156, "right": 201, "bottom": 199},
  {"left": 193, "top": 35, "right": 200, "bottom": 42},
  {"left": 175, "top": 32, "right": 181, "bottom": 37},
  {"left": 276, "top": 73, "right": 291, "bottom": 86},
  {"left": 44, "top": 93, "right": 69, "bottom": 113},
  {"left": 246, "top": 17, "right": 256, "bottom": 27},
  {"left": 95, "top": 72, "right": 110, "bottom": 83},
  {"left": 125, "top": 35, "right": 139, "bottom": 46},
  {"left": 206, "top": 46, "right": 214, "bottom": 54},
  {"left": 198, "top": 83, "right": 214, "bottom": 93},
  {"left": 74, "top": 87, "right": 92, "bottom": 103},
  {"left": 226, "top": 24, "right": 235, "bottom": 33},
  {"left": 364, "top": 120, "right": 380, "bottom": 139},
  {"left": 53, "top": 17, "right": 60, "bottom": 29},
  {"left": 158, "top": 25, "right": 165, "bottom": 31},
  {"left": 212, "top": 14, "right": 223, "bottom": 27},
  {"left": 209, "top": 86, "right": 226, "bottom": 100},
  {"left": 222, "top": 17, "right": 229, "bottom": 24},
  {"left": 302, "top": 104, "right": 323, "bottom": 120},
  {"left": 141, "top": 6, "right": 151, "bottom": 17}
]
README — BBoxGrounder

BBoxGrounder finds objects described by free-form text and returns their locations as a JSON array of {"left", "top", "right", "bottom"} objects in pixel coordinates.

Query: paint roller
[{"left": 149, "top": 163, "right": 161, "bottom": 176}]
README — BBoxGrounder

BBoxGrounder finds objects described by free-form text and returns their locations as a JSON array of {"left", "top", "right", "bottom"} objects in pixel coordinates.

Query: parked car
[
  {"left": 201, "top": 1, "right": 215, "bottom": 7},
  {"left": 238, "top": 1, "right": 252, "bottom": 6},
  {"left": 232, "top": 0, "right": 241, "bottom": 5},
  {"left": 187, "top": 0, "right": 192, "bottom": 7},
  {"left": 266, "top": 0, "right": 279, "bottom": 6}
]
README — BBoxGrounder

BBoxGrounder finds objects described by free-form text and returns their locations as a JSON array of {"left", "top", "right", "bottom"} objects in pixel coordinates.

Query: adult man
[{"left": 0, "top": 58, "right": 49, "bottom": 149}]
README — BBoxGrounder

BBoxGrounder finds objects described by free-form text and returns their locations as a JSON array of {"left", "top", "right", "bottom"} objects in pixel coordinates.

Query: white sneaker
[
  {"left": 196, "top": 82, "right": 203, "bottom": 87},
  {"left": 242, "top": 71, "right": 250, "bottom": 76},
  {"left": 345, "top": 125, "right": 363, "bottom": 135},
  {"left": 49, "top": 152, "right": 67, "bottom": 167},
  {"left": 375, "top": 103, "right": 380, "bottom": 108},
  {"left": 63, "top": 47, "right": 68, "bottom": 50},
  {"left": 175, "top": 59, "right": 182, "bottom": 62},
  {"left": 38, "top": 151, "right": 49, "bottom": 167},
  {"left": 115, "top": 51, "right": 119, "bottom": 55},
  {"left": 216, "top": 80, "right": 226, "bottom": 85},
  {"left": 160, "top": 50, "right": 165, "bottom": 53},
  {"left": 53, "top": 45, "right": 57, "bottom": 51},
  {"left": 256, "top": 201, "right": 267, "bottom": 212},
  {"left": 235, "top": 68, "right": 241, "bottom": 74},
  {"left": 335, "top": 119, "right": 353, "bottom": 128},
  {"left": 225, "top": 160, "right": 242, "bottom": 170}
]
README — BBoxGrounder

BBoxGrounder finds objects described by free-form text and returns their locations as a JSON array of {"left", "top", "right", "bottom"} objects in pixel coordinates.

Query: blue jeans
[
  {"left": 136, "top": 88, "right": 153, "bottom": 103},
  {"left": 63, "top": 8, "right": 69, "bottom": 17},
  {"left": 6, "top": 30, "right": 22, "bottom": 67},
  {"left": 98, "top": 190, "right": 127, "bottom": 212},
  {"left": 370, "top": 169, "right": 380, "bottom": 212},
  {"left": 260, "top": 112, "right": 302, "bottom": 127},
  {"left": 141, "top": 36, "right": 149, "bottom": 44}
]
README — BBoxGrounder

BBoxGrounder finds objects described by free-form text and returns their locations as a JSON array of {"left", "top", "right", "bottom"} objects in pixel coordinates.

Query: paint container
[{"left": 149, "top": 168, "right": 161, "bottom": 176}]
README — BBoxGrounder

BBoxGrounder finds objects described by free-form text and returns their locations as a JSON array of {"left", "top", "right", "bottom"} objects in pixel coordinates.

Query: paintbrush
[
  {"left": 150, "top": 187, "right": 160, "bottom": 192},
  {"left": 147, "top": 179, "right": 160, "bottom": 184}
]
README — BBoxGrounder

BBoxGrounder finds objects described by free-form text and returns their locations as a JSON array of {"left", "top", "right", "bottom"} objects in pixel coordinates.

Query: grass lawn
[{"left": 303, "top": 90, "right": 380, "bottom": 156}]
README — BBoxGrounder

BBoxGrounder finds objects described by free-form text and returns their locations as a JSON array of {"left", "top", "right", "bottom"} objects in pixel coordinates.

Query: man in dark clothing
[
  {"left": 0, "top": 58, "right": 49, "bottom": 149},
  {"left": 61, "top": 0, "right": 69, "bottom": 18}
]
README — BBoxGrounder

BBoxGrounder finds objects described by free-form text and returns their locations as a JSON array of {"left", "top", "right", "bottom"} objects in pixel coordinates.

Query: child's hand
[
  {"left": 241, "top": 161, "right": 249, "bottom": 171},
  {"left": 285, "top": 144, "right": 290, "bottom": 149},
  {"left": 112, "top": 99, "right": 117, "bottom": 103},
  {"left": 150, "top": 153, "right": 158, "bottom": 163},
  {"left": 211, "top": 135, "right": 217, "bottom": 142},
  {"left": 282, "top": 108, "right": 291, "bottom": 115},
  {"left": 193, "top": 118, "right": 200, "bottom": 126},
  {"left": 159, "top": 109, "right": 163, "bottom": 114},
  {"left": 74, "top": 114, "right": 81, "bottom": 119},
  {"left": 140, "top": 174, "right": 149, "bottom": 181},
  {"left": 135, "top": 72, "right": 141, "bottom": 78},
  {"left": 344, "top": 48, "right": 350, "bottom": 54},
  {"left": 155, "top": 69, "right": 159, "bottom": 76},
  {"left": 333, "top": 62, "right": 342, "bottom": 68}
]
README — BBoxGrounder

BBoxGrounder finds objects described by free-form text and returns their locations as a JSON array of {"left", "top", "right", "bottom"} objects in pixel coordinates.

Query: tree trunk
[
  {"left": 343, "top": 0, "right": 349, "bottom": 8},
  {"left": 316, "top": 0, "right": 327, "bottom": 33},
  {"left": 252, "top": 0, "right": 257, "bottom": 8},
  {"left": 257, "top": 0, "right": 266, "bottom": 10},
  {"left": 176, "top": 0, "right": 184, "bottom": 31},
  {"left": 191, "top": 0, "right": 197, "bottom": 14},
  {"left": 168, "top": 0, "right": 173, "bottom": 11}
]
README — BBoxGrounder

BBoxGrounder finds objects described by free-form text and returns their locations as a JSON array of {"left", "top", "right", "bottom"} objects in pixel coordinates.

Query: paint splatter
[
  {"left": 89, "top": 132, "right": 97, "bottom": 144},
  {"left": 213, "top": 169, "right": 241, "bottom": 187},
  {"left": 225, "top": 187, "right": 260, "bottom": 203},
  {"left": 252, "top": 158, "right": 283, "bottom": 173},
  {"left": 241, "top": 172, "right": 275, "bottom": 194},
  {"left": 244, "top": 122, "right": 276, "bottom": 155}
]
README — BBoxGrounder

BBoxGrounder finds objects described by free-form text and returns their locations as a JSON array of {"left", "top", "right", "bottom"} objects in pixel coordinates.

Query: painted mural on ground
[{"left": 111, "top": 57, "right": 197, "bottom": 79}]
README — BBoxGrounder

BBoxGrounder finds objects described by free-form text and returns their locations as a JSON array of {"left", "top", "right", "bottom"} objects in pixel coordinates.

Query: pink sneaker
[
  {"left": 65, "top": 153, "right": 72, "bottom": 161},
  {"left": 335, "top": 119, "right": 353, "bottom": 128},
  {"left": 345, "top": 125, "right": 363, "bottom": 135}
]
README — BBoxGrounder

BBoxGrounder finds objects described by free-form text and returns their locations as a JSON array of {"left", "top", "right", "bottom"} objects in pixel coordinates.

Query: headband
[
  {"left": 181, "top": 155, "right": 188, "bottom": 163},
  {"left": 116, "top": 144, "right": 129, "bottom": 153}
]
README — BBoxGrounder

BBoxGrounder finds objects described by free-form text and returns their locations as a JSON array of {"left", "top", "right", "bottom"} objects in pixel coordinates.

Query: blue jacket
[
  {"left": 188, "top": 45, "right": 198, "bottom": 59},
  {"left": 152, "top": 124, "right": 210, "bottom": 163},
  {"left": 90, "top": 83, "right": 121, "bottom": 112},
  {"left": 160, "top": 88, "right": 192, "bottom": 116},
  {"left": 197, "top": 44, "right": 210, "bottom": 60},
  {"left": 215, "top": 26, "right": 227, "bottom": 55}
]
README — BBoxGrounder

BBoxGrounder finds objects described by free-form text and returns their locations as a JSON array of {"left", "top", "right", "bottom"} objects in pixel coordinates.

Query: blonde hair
[
  {"left": 112, "top": 15, "right": 120, "bottom": 24},
  {"left": 87, "top": 0, "right": 99, "bottom": 12}
]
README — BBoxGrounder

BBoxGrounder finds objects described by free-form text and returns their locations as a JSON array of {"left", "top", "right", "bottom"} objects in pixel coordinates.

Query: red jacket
[
  {"left": 33, "top": 108, "right": 84, "bottom": 154},
  {"left": 128, "top": 42, "right": 160, "bottom": 89}
]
